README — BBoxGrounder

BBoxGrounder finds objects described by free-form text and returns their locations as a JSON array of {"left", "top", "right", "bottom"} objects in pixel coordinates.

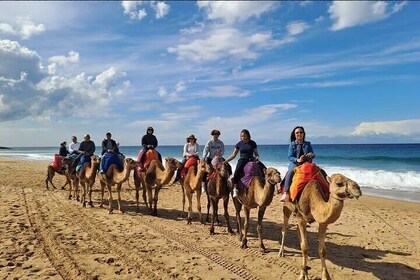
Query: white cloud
[
  {"left": 0, "top": 39, "right": 128, "bottom": 121},
  {"left": 329, "top": 1, "right": 407, "bottom": 31},
  {"left": 121, "top": 1, "right": 170, "bottom": 20},
  {"left": 168, "top": 28, "right": 283, "bottom": 62},
  {"left": 197, "top": 1, "right": 275, "bottom": 24},
  {"left": 193, "top": 85, "right": 250, "bottom": 98},
  {"left": 157, "top": 86, "right": 167, "bottom": 97},
  {"left": 352, "top": 119, "right": 420, "bottom": 136},
  {"left": 152, "top": 1, "right": 170, "bottom": 19},
  {"left": 48, "top": 51, "right": 79, "bottom": 66},
  {"left": 0, "top": 16, "right": 45, "bottom": 39},
  {"left": 287, "top": 21, "right": 310, "bottom": 35}
]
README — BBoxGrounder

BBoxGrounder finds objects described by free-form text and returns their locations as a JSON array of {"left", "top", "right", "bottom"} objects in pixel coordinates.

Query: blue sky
[{"left": 0, "top": 1, "right": 419, "bottom": 147}]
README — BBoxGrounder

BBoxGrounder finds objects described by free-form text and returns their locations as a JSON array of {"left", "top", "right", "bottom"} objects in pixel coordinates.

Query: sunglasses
[{"left": 295, "top": 131, "right": 303, "bottom": 134}]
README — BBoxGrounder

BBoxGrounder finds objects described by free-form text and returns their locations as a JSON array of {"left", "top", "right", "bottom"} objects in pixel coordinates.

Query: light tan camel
[
  {"left": 45, "top": 157, "right": 74, "bottom": 190},
  {"left": 76, "top": 155, "right": 100, "bottom": 208},
  {"left": 133, "top": 157, "right": 179, "bottom": 216},
  {"left": 233, "top": 167, "right": 281, "bottom": 253},
  {"left": 181, "top": 159, "right": 212, "bottom": 224},
  {"left": 99, "top": 157, "right": 137, "bottom": 214},
  {"left": 205, "top": 159, "right": 234, "bottom": 235},
  {"left": 279, "top": 174, "right": 362, "bottom": 280}
]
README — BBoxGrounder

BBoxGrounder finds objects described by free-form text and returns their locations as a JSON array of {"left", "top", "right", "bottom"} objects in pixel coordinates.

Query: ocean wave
[{"left": 316, "top": 155, "right": 420, "bottom": 164}]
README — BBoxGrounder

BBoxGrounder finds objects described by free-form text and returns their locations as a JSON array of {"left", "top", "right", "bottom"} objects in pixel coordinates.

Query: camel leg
[
  {"left": 233, "top": 198, "right": 243, "bottom": 241},
  {"left": 134, "top": 173, "right": 141, "bottom": 212},
  {"left": 152, "top": 184, "right": 162, "bottom": 216},
  {"left": 81, "top": 181, "right": 87, "bottom": 208},
  {"left": 68, "top": 178, "right": 73, "bottom": 200},
  {"left": 181, "top": 184, "right": 186, "bottom": 218},
  {"left": 214, "top": 197, "right": 221, "bottom": 225},
  {"left": 223, "top": 195, "right": 234, "bottom": 235},
  {"left": 186, "top": 191, "right": 193, "bottom": 224},
  {"left": 241, "top": 207, "right": 250, "bottom": 249},
  {"left": 279, "top": 205, "right": 292, "bottom": 257},
  {"left": 205, "top": 191, "right": 211, "bottom": 223},
  {"left": 257, "top": 206, "right": 268, "bottom": 253},
  {"left": 197, "top": 191, "right": 203, "bottom": 224},
  {"left": 319, "top": 223, "right": 331, "bottom": 280},
  {"left": 61, "top": 175, "right": 70, "bottom": 190},
  {"left": 46, "top": 167, "right": 57, "bottom": 189},
  {"left": 107, "top": 184, "right": 113, "bottom": 214},
  {"left": 147, "top": 185, "right": 153, "bottom": 215},
  {"left": 297, "top": 217, "right": 310, "bottom": 280},
  {"left": 88, "top": 181, "right": 94, "bottom": 207},
  {"left": 139, "top": 174, "right": 148, "bottom": 209},
  {"left": 210, "top": 198, "right": 217, "bottom": 235},
  {"left": 99, "top": 180, "right": 105, "bottom": 208},
  {"left": 116, "top": 183, "right": 124, "bottom": 214}
]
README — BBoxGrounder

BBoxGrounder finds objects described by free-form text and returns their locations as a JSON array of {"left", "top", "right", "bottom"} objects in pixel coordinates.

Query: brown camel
[
  {"left": 181, "top": 159, "right": 211, "bottom": 224},
  {"left": 76, "top": 155, "right": 100, "bottom": 208},
  {"left": 279, "top": 174, "right": 362, "bottom": 280},
  {"left": 133, "top": 157, "right": 179, "bottom": 216},
  {"left": 233, "top": 167, "right": 281, "bottom": 253},
  {"left": 205, "top": 160, "right": 234, "bottom": 235},
  {"left": 45, "top": 157, "right": 74, "bottom": 190},
  {"left": 99, "top": 157, "right": 137, "bottom": 214}
]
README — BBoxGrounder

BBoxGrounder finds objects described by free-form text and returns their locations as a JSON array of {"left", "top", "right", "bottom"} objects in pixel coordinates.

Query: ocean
[{"left": 1, "top": 144, "right": 419, "bottom": 202}]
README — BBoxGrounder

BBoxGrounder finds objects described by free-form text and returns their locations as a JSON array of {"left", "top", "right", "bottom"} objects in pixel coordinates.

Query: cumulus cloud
[
  {"left": 48, "top": 51, "right": 79, "bottom": 66},
  {"left": 352, "top": 119, "right": 420, "bottom": 136},
  {"left": 0, "top": 16, "right": 45, "bottom": 39},
  {"left": 328, "top": 1, "right": 407, "bottom": 31},
  {"left": 0, "top": 39, "right": 128, "bottom": 121},
  {"left": 197, "top": 1, "right": 275, "bottom": 23},
  {"left": 287, "top": 21, "right": 310, "bottom": 35},
  {"left": 168, "top": 28, "right": 285, "bottom": 62},
  {"left": 121, "top": 1, "right": 170, "bottom": 21}
]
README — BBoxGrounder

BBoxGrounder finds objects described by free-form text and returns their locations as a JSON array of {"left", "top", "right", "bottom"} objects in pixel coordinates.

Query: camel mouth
[{"left": 346, "top": 188, "right": 362, "bottom": 199}]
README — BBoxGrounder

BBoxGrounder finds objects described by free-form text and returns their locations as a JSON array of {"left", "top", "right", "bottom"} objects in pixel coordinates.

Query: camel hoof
[
  {"left": 228, "top": 229, "right": 235, "bottom": 235},
  {"left": 61, "top": 186, "right": 65, "bottom": 190},
  {"left": 82, "top": 202, "right": 86, "bottom": 208},
  {"left": 322, "top": 268, "right": 331, "bottom": 280},
  {"left": 210, "top": 228, "right": 215, "bottom": 235},
  {"left": 89, "top": 202, "right": 94, "bottom": 208},
  {"left": 241, "top": 240, "right": 248, "bottom": 249},
  {"left": 108, "top": 209, "right": 113, "bottom": 214},
  {"left": 278, "top": 250, "right": 285, "bottom": 257},
  {"left": 259, "top": 246, "right": 268, "bottom": 254},
  {"left": 68, "top": 195, "right": 72, "bottom": 200},
  {"left": 99, "top": 204, "right": 103, "bottom": 208},
  {"left": 117, "top": 210, "right": 124, "bottom": 214},
  {"left": 187, "top": 218, "right": 192, "bottom": 225}
]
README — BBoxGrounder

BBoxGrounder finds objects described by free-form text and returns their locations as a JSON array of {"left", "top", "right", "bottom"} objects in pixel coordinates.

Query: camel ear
[{"left": 326, "top": 176, "right": 332, "bottom": 184}]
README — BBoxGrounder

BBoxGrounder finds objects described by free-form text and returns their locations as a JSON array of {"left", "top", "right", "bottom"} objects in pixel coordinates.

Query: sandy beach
[{"left": 0, "top": 157, "right": 419, "bottom": 280}]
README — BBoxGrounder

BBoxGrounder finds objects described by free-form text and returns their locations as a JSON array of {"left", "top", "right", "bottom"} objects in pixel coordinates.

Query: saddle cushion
[
  {"left": 76, "top": 155, "right": 91, "bottom": 173},
  {"left": 181, "top": 156, "right": 197, "bottom": 177},
  {"left": 136, "top": 149, "right": 159, "bottom": 172},
  {"left": 237, "top": 161, "right": 263, "bottom": 190},
  {"left": 289, "top": 162, "right": 329, "bottom": 202},
  {"left": 52, "top": 154, "right": 63, "bottom": 170},
  {"left": 102, "top": 153, "right": 123, "bottom": 173}
]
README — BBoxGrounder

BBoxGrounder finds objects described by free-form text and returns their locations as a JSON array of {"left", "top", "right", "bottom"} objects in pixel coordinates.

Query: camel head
[
  {"left": 198, "top": 159, "right": 212, "bottom": 173},
  {"left": 62, "top": 157, "right": 74, "bottom": 165},
  {"left": 264, "top": 167, "right": 281, "bottom": 185},
  {"left": 91, "top": 155, "right": 100, "bottom": 164},
  {"left": 165, "top": 157, "right": 179, "bottom": 170},
  {"left": 124, "top": 157, "right": 137, "bottom": 170},
  {"left": 327, "top": 174, "right": 362, "bottom": 200}
]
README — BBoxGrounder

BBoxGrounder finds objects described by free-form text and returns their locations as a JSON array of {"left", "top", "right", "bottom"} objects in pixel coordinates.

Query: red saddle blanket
[
  {"left": 136, "top": 149, "right": 159, "bottom": 172},
  {"left": 51, "top": 154, "right": 63, "bottom": 170},
  {"left": 288, "top": 162, "right": 329, "bottom": 202},
  {"left": 181, "top": 156, "right": 198, "bottom": 177}
]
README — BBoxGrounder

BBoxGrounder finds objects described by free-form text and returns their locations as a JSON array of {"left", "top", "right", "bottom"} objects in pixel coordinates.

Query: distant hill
[{"left": 0, "top": 146, "right": 11, "bottom": 150}]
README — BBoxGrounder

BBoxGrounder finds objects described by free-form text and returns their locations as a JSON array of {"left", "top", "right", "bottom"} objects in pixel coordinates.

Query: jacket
[{"left": 288, "top": 140, "right": 314, "bottom": 165}]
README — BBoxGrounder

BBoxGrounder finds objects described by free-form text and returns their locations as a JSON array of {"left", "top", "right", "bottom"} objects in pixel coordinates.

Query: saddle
[
  {"left": 281, "top": 162, "right": 330, "bottom": 202},
  {"left": 236, "top": 161, "right": 263, "bottom": 191},
  {"left": 102, "top": 153, "right": 123, "bottom": 173},
  {"left": 180, "top": 156, "right": 198, "bottom": 177},
  {"left": 136, "top": 149, "right": 159, "bottom": 173}
]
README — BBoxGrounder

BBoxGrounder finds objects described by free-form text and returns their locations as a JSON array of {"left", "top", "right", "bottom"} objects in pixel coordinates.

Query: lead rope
[{"left": 356, "top": 199, "right": 417, "bottom": 251}]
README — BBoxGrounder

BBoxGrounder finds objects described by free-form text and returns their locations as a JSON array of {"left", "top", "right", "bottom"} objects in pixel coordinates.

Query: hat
[
  {"left": 147, "top": 127, "right": 154, "bottom": 133},
  {"left": 84, "top": 134, "right": 90, "bottom": 138},
  {"left": 186, "top": 134, "right": 197, "bottom": 142}
]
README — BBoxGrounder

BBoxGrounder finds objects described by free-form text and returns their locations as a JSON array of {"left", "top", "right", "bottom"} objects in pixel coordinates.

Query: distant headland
[{"left": 0, "top": 146, "right": 11, "bottom": 150}]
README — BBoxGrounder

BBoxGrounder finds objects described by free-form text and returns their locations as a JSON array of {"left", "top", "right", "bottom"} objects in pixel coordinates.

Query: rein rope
[{"left": 356, "top": 199, "right": 417, "bottom": 250}]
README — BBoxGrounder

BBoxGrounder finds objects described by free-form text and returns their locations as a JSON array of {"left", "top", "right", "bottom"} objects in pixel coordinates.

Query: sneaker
[
  {"left": 100, "top": 170, "right": 105, "bottom": 174},
  {"left": 201, "top": 185, "right": 206, "bottom": 193},
  {"left": 279, "top": 193, "right": 289, "bottom": 202},
  {"left": 232, "top": 188, "right": 239, "bottom": 198}
]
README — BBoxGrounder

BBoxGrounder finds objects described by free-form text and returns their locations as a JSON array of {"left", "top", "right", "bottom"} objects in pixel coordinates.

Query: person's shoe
[
  {"left": 201, "top": 185, "right": 206, "bottom": 193},
  {"left": 100, "top": 170, "right": 105, "bottom": 174},
  {"left": 232, "top": 188, "right": 239, "bottom": 198},
  {"left": 279, "top": 193, "right": 289, "bottom": 202}
]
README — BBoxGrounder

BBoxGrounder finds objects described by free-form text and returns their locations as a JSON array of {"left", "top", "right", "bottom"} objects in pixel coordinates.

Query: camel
[
  {"left": 45, "top": 157, "right": 74, "bottom": 190},
  {"left": 181, "top": 159, "right": 212, "bottom": 224},
  {"left": 133, "top": 157, "right": 179, "bottom": 216},
  {"left": 75, "top": 155, "right": 100, "bottom": 208},
  {"left": 232, "top": 166, "right": 281, "bottom": 253},
  {"left": 99, "top": 157, "right": 137, "bottom": 214},
  {"left": 204, "top": 158, "right": 234, "bottom": 235},
  {"left": 279, "top": 174, "right": 362, "bottom": 280}
]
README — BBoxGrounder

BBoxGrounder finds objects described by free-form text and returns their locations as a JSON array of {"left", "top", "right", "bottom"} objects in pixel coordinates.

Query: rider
[
  {"left": 138, "top": 127, "right": 162, "bottom": 169},
  {"left": 223, "top": 129, "right": 266, "bottom": 198},
  {"left": 99, "top": 132, "right": 120, "bottom": 174},
  {"left": 202, "top": 129, "right": 226, "bottom": 192},
  {"left": 72, "top": 134, "right": 96, "bottom": 174}
]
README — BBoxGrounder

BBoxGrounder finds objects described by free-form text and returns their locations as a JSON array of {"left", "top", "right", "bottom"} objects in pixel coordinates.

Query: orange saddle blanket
[
  {"left": 136, "top": 149, "right": 159, "bottom": 172},
  {"left": 290, "top": 162, "right": 330, "bottom": 202}
]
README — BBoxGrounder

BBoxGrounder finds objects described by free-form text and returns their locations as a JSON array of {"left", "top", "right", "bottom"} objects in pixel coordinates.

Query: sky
[{"left": 0, "top": 1, "right": 420, "bottom": 147}]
